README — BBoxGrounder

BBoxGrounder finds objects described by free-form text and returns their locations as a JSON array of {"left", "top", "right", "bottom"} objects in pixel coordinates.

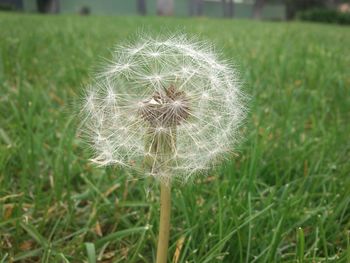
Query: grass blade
[
  {"left": 297, "top": 227, "right": 305, "bottom": 263},
  {"left": 95, "top": 226, "right": 149, "bottom": 247},
  {"left": 85, "top": 242, "right": 96, "bottom": 263},
  {"left": 20, "top": 222, "right": 48, "bottom": 247}
]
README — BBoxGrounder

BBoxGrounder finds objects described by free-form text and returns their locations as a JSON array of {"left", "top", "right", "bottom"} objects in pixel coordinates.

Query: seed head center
[{"left": 139, "top": 85, "right": 190, "bottom": 127}]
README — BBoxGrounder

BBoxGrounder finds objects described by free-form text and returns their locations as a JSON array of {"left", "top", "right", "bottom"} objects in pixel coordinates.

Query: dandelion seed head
[{"left": 80, "top": 34, "right": 246, "bottom": 183}]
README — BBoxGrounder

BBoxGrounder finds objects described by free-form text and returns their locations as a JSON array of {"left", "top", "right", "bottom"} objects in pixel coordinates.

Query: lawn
[{"left": 0, "top": 13, "right": 349, "bottom": 263}]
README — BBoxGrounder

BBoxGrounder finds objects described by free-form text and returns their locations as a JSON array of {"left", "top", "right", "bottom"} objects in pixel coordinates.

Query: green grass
[{"left": 0, "top": 13, "right": 349, "bottom": 263}]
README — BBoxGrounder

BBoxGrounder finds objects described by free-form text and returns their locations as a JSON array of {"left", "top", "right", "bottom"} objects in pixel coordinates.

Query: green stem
[
  {"left": 156, "top": 182, "right": 171, "bottom": 263},
  {"left": 144, "top": 124, "right": 175, "bottom": 263}
]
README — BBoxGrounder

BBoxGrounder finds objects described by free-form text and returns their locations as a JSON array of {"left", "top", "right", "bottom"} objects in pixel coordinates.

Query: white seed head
[{"left": 80, "top": 35, "right": 246, "bottom": 183}]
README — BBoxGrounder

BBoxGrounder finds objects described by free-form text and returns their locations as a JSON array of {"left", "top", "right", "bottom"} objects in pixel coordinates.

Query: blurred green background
[{"left": 0, "top": 0, "right": 350, "bottom": 262}]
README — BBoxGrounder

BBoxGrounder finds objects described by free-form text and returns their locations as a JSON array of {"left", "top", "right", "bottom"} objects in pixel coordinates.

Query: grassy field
[{"left": 0, "top": 13, "right": 349, "bottom": 263}]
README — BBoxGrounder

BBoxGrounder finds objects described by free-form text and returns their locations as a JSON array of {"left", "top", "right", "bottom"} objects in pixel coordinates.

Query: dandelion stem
[{"left": 156, "top": 182, "right": 171, "bottom": 263}]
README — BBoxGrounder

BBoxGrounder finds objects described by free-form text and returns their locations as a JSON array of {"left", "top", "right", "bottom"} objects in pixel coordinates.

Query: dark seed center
[{"left": 139, "top": 85, "right": 190, "bottom": 127}]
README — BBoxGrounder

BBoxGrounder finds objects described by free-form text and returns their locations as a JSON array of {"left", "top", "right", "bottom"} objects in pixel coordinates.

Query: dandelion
[{"left": 80, "top": 34, "right": 246, "bottom": 263}]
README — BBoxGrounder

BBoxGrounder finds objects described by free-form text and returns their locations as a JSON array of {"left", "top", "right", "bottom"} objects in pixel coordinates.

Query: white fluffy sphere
[{"left": 81, "top": 35, "right": 246, "bottom": 183}]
